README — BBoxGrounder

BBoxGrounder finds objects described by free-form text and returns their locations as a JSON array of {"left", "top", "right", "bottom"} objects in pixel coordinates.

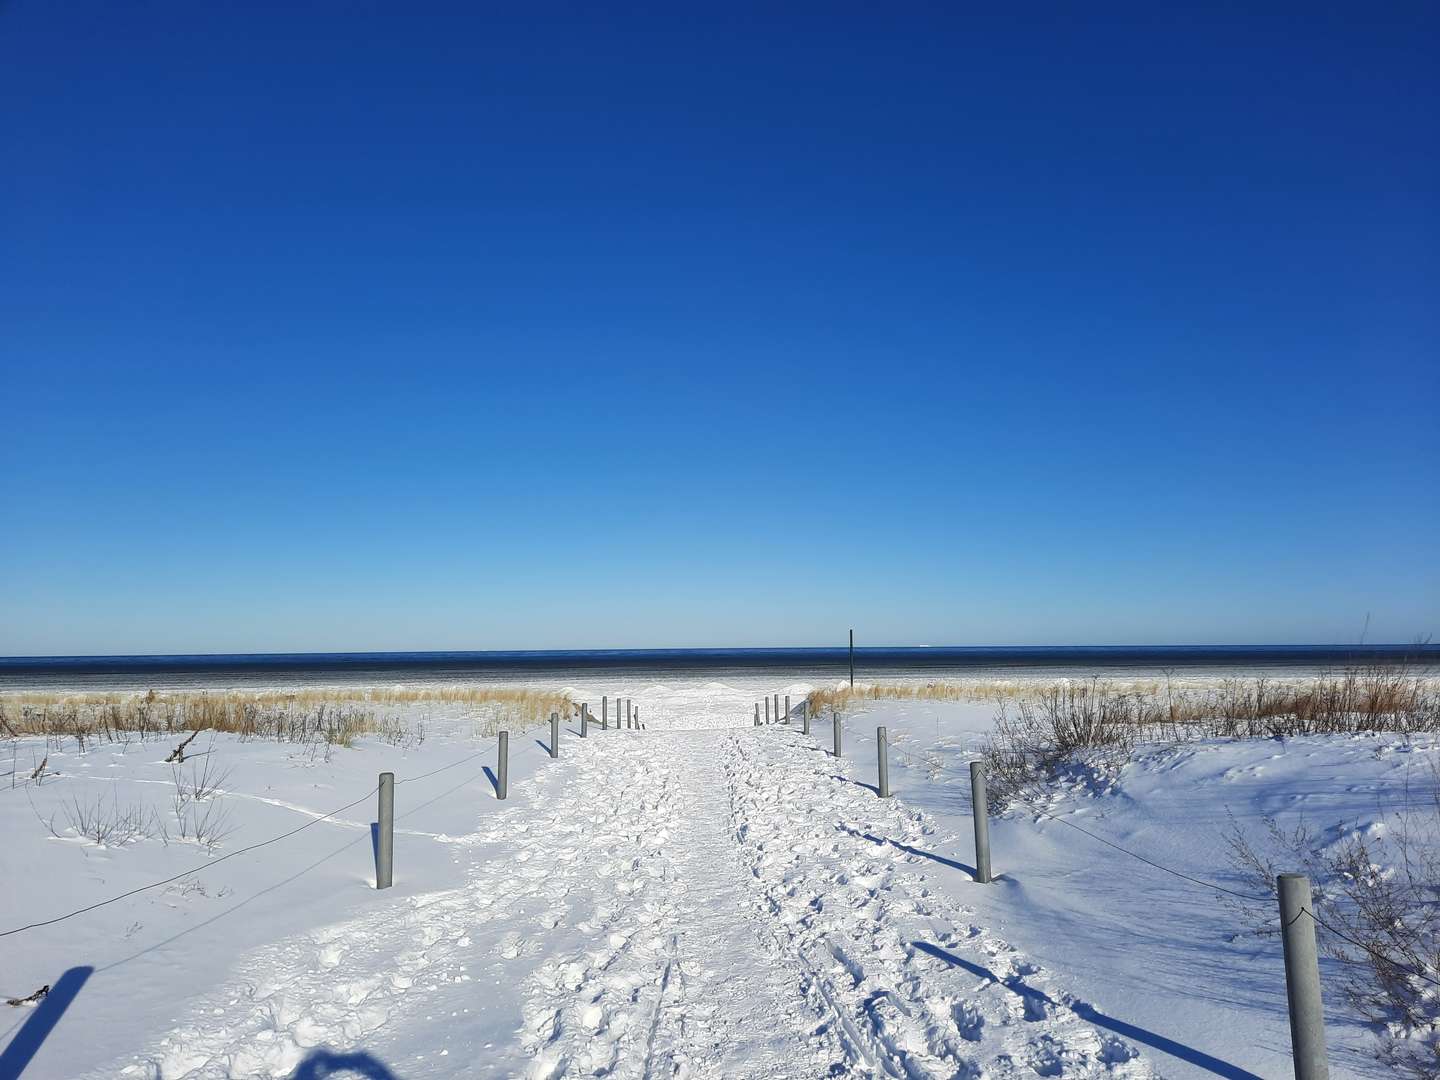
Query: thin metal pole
[
  {"left": 877, "top": 726, "right": 890, "bottom": 797},
  {"left": 849, "top": 629, "right": 854, "bottom": 687},
  {"left": 497, "top": 731, "right": 509, "bottom": 800},
  {"left": 376, "top": 772, "right": 394, "bottom": 889},
  {"left": 970, "top": 761, "right": 992, "bottom": 883},
  {"left": 1278, "top": 874, "right": 1329, "bottom": 1080},
  {"left": 550, "top": 711, "right": 560, "bottom": 758},
  {"left": 833, "top": 712, "right": 842, "bottom": 758}
]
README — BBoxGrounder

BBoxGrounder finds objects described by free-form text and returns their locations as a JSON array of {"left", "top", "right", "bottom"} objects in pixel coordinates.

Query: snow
[{"left": 2, "top": 679, "right": 1432, "bottom": 1078}]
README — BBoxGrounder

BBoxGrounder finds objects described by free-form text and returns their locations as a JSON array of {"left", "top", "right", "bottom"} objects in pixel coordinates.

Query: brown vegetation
[{"left": 0, "top": 686, "right": 576, "bottom": 749}]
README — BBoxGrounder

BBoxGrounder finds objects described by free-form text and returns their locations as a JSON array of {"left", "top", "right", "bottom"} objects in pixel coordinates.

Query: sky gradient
[{"left": 3, "top": 3, "right": 1438, "bottom": 655}]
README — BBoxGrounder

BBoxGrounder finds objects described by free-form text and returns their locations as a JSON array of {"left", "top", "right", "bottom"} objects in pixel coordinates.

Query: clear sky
[{"left": 2, "top": 3, "right": 1437, "bottom": 656}]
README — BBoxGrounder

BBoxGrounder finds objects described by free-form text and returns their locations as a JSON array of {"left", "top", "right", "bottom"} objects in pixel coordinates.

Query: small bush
[
  {"left": 1225, "top": 766, "right": 1440, "bottom": 1078},
  {"left": 54, "top": 792, "right": 160, "bottom": 847},
  {"left": 979, "top": 684, "right": 1150, "bottom": 810}
]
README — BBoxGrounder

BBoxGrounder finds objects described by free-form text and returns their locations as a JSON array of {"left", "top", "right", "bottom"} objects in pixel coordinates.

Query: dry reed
[{"left": 0, "top": 686, "right": 576, "bottom": 748}]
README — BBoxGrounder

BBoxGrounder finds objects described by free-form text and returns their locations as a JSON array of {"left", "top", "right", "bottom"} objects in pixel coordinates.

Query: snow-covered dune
[{"left": 1, "top": 683, "right": 1429, "bottom": 1077}]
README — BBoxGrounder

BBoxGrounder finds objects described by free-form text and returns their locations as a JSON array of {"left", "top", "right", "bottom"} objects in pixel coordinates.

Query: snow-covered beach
[{"left": 3, "top": 673, "right": 1435, "bottom": 1078}]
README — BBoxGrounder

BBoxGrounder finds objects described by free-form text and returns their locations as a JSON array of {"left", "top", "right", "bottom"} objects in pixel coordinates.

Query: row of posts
[
  {"left": 753, "top": 693, "right": 791, "bottom": 726},
  {"left": 377, "top": 697, "right": 646, "bottom": 889},
  {"left": 383, "top": 690, "right": 1330, "bottom": 1079},
  {"left": 575, "top": 696, "right": 645, "bottom": 737},
  {"left": 825, "top": 713, "right": 992, "bottom": 885},
  {"left": 778, "top": 699, "right": 1329, "bottom": 1080}
]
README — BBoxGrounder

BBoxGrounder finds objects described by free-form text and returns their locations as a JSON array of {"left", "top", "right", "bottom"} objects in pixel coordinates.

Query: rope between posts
[
  {"left": 0, "top": 710, "right": 572, "bottom": 942},
  {"left": 829, "top": 710, "right": 1269, "bottom": 900},
  {"left": 1006, "top": 791, "right": 1270, "bottom": 902},
  {"left": 1304, "top": 907, "right": 1440, "bottom": 989},
  {"left": 816, "top": 701, "right": 1440, "bottom": 990},
  {"left": 0, "top": 784, "right": 381, "bottom": 940}
]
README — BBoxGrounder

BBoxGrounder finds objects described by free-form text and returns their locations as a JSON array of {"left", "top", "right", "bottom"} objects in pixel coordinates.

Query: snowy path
[
  {"left": 106, "top": 710, "right": 1157, "bottom": 1079},
  {"left": 520, "top": 731, "right": 839, "bottom": 1078}
]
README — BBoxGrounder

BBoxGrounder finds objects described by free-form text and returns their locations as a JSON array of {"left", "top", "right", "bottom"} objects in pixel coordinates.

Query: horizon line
[{"left": 2, "top": 642, "right": 1437, "bottom": 665}]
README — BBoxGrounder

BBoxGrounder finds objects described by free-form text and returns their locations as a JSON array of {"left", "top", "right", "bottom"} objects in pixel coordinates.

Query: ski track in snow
[{"left": 108, "top": 690, "right": 1156, "bottom": 1079}]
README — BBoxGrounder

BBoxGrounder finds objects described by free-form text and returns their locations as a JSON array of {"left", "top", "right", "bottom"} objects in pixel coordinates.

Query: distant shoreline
[{"left": 3, "top": 644, "right": 1436, "bottom": 693}]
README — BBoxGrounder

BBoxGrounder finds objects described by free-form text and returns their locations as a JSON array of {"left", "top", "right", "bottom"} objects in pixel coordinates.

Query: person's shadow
[
  {"left": 0, "top": 966, "right": 92, "bottom": 1079},
  {"left": 290, "top": 1047, "right": 400, "bottom": 1079}
]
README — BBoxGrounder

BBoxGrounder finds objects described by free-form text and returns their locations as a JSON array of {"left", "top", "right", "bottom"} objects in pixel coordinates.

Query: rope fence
[
  {"left": 756, "top": 693, "right": 1439, "bottom": 1080},
  {"left": 0, "top": 700, "right": 644, "bottom": 945}
]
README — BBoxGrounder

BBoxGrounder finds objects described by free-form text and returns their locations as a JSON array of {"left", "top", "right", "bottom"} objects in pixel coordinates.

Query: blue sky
[{"left": 2, "top": 3, "right": 1437, "bottom": 655}]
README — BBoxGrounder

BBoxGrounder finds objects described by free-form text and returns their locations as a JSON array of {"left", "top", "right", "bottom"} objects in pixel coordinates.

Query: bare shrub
[
  {"left": 171, "top": 797, "right": 234, "bottom": 852},
  {"left": 167, "top": 750, "right": 235, "bottom": 852},
  {"left": 172, "top": 752, "right": 233, "bottom": 804},
  {"left": 55, "top": 792, "right": 159, "bottom": 847},
  {"left": 979, "top": 683, "right": 1151, "bottom": 809},
  {"left": 972, "top": 670, "right": 1439, "bottom": 811},
  {"left": 1225, "top": 766, "right": 1440, "bottom": 1078}
]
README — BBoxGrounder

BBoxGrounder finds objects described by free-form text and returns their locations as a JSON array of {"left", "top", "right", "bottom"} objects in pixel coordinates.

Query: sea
[{"left": 1, "top": 645, "right": 1436, "bottom": 693}]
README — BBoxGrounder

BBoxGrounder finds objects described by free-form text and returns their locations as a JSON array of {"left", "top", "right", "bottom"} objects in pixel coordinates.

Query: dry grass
[
  {"left": 809, "top": 670, "right": 1439, "bottom": 736},
  {"left": 975, "top": 670, "right": 1440, "bottom": 810},
  {"left": 805, "top": 681, "right": 1096, "bottom": 715},
  {"left": 0, "top": 686, "right": 576, "bottom": 749}
]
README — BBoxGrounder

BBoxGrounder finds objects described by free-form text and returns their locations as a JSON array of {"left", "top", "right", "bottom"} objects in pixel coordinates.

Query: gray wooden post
[
  {"left": 497, "top": 731, "right": 509, "bottom": 800},
  {"left": 764, "top": 697, "right": 770, "bottom": 724},
  {"left": 581, "top": 705, "right": 589, "bottom": 738},
  {"left": 784, "top": 694, "right": 790, "bottom": 724},
  {"left": 376, "top": 771, "right": 394, "bottom": 889},
  {"left": 877, "top": 726, "right": 890, "bottom": 798},
  {"left": 832, "top": 712, "right": 842, "bottom": 757},
  {"left": 1278, "top": 874, "right": 1329, "bottom": 1080},
  {"left": 774, "top": 693, "right": 780, "bottom": 723},
  {"left": 803, "top": 705, "right": 810, "bottom": 736},
  {"left": 627, "top": 699, "right": 632, "bottom": 729},
  {"left": 754, "top": 703, "right": 760, "bottom": 726},
  {"left": 550, "top": 712, "right": 560, "bottom": 758},
  {"left": 602, "top": 696, "right": 608, "bottom": 730},
  {"left": 970, "top": 761, "right": 992, "bottom": 883}
]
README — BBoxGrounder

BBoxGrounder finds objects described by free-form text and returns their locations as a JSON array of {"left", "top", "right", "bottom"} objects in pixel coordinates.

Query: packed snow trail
[
  {"left": 519, "top": 730, "right": 840, "bottom": 1078},
  {"left": 105, "top": 708, "right": 1155, "bottom": 1078}
]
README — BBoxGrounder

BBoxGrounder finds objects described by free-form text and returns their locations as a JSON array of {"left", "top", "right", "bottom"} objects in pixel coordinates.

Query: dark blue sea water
[{"left": 1, "top": 645, "right": 1435, "bottom": 691}]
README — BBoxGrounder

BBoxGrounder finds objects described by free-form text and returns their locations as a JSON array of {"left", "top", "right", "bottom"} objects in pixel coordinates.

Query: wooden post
[
  {"left": 1278, "top": 875, "right": 1329, "bottom": 1080},
  {"left": 497, "top": 731, "right": 509, "bottom": 800},
  {"left": 970, "top": 762, "right": 992, "bottom": 883},
  {"left": 877, "top": 726, "right": 890, "bottom": 798},
  {"left": 376, "top": 772, "right": 394, "bottom": 889}
]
